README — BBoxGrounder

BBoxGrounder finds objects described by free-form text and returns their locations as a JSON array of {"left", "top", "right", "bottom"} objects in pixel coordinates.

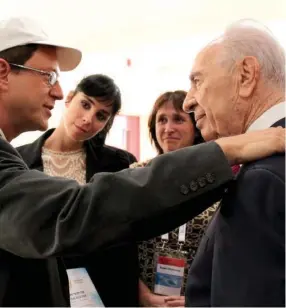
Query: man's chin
[
  {"left": 32, "top": 120, "right": 49, "bottom": 132},
  {"left": 201, "top": 128, "right": 219, "bottom": 141},
  {"left": 38, "top": 122, "right": 49, "bottom": 131}
]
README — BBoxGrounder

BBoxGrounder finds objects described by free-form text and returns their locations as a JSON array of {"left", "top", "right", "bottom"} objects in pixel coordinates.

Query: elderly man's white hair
[{"left": 213, "top": 19, "right": 285, "bottom": 90}]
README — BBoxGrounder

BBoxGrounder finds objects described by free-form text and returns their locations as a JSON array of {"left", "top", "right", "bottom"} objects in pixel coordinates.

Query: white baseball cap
[{"left": 0, "top": 16, "right": 82, "bottom": 71}]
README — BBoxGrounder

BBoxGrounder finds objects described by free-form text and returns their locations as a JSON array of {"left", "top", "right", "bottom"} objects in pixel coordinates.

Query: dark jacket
[
  {"left": 16, "top": 129, "right": 139, "bottom": 307},
  {"left": 186, "top": 118, "right": 285, "bottom": 307},
  {"left": 0, "top": 134, "right": 233, "bottom": 307}
]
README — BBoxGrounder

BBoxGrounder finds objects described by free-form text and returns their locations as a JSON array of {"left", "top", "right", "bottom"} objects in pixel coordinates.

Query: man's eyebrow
[
  {"left": 40, "top": 67, "right": 59, "bottom": 75},
  {"left": 189, "top": 71, "right": 202, "bottom": 81}
]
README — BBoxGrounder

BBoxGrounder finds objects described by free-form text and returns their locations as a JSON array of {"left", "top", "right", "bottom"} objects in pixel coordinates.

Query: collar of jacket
[
  {"left": 0, "top": 129, "right": 7, "bottom": 141},
  {"left": 271, "top": 117, "right": 285, "bottom": 129}
]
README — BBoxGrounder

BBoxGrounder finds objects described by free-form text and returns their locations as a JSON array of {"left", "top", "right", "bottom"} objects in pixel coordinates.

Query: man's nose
[
  {"left": 50, "top": 81, "right": 64, "bottom": 100},
  {"left": 183, "top": 91, "right": 196, "bottom": 113}
]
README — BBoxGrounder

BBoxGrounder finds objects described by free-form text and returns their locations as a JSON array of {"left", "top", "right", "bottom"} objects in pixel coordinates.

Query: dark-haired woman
[{"left": 17, "top": 74, "right": 139, "bottom": 307}]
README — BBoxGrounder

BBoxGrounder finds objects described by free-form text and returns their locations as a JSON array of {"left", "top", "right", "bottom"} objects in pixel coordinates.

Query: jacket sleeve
[
  {"left": 115, "top": 148, "right": 138, "bottom": 166},
  {"left": 0, "top": 139, "right": 233, "bottom": 259},
  {"left": 127, "top": 152, "right": 137, "bottom": 164},
  {"left": 211, "top": 163, "right": 285, "bottom": 307}
]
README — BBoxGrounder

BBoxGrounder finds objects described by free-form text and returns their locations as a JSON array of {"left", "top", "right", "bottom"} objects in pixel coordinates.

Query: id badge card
[
  {"left": 154, "top": 254, "right": 186, "bottom": 296},
  {"left": 67, "top": 267, "right": 105, "bottom": 307}
]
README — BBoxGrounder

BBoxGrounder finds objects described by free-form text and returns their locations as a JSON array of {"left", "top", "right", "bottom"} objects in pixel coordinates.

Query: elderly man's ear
[{"left": 238, "top": 56, "right": 260, "bottom": 98}]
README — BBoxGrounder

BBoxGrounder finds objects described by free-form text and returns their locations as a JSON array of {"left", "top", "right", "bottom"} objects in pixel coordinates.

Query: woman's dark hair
[
  {"left": 74, "top": 74, "right": 121, "bottom": 145},
  {"left": 148, "top": 90, "right": 204, "bottom": 154}
]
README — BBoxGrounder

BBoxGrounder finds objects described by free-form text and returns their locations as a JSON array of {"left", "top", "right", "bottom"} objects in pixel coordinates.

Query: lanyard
[{"left": 161, "top": 224, "right": 186, "bottom": 243}]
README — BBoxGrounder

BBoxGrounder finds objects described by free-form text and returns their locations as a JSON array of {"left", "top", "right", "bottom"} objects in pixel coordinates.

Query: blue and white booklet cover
[{"left": 67, "top": 267, "right": 105, "bottom": 307}]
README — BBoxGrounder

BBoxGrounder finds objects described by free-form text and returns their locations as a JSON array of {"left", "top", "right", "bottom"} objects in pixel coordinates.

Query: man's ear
[
  {"left": 238, "top": 56, "right": 260, "bottom": 98},
  {"left": 0, "top": 59, "right": 11, "bottom": 91},
  {"left": 65, "top": 91, "right": 75, "bottom": 107}
]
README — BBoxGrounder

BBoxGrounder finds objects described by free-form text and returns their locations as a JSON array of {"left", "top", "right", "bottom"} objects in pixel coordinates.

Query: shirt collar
[
  {"left": 247, "top": 101, "right": 286, "bottom": 132},
  {"left": 0, "top": 129, "right": 7, "bottom": 141}
]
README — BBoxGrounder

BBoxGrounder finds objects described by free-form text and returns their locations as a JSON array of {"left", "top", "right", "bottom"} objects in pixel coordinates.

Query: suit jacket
[
  {"left": 16, "top": 129, "right": 139, "bottom": 307},
  {"left": 0, "top": 135, "right": 233, "bottom": 306},
  {"left": 186, "top": 118, "right": 285, "bottom": 307}
]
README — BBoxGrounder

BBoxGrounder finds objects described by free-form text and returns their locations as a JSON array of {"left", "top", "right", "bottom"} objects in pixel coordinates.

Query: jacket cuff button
[
  {"left": 206, "top": 172, "right": 215, "bottom": 183},
  {"left": 190, "top": 180, "right": 198, "bottom": 191},
  {"left": 180, "top": 184, "right": 189, "bottom": 195}
]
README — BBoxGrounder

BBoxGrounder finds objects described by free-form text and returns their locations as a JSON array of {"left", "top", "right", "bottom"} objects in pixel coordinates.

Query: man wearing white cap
[
  {"left": 0, "top": 16, "right": 81, "bottom": 140},
  {"left": 0, "top": 16, "right": 284, "bottom": 306}
]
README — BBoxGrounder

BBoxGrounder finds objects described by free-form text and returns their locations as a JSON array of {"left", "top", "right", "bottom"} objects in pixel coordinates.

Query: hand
[
  {"left": 130, "top": 159, "right": 151, "bottom": 168},
  {"left": 141, "top": 292, "right": 168, "bottom": 307},
  {"left": 165, "top": 295, "right": 185, "bottom": 307},
  {"left": 215, "top": 127, "right": 285, "bottom": 165}
]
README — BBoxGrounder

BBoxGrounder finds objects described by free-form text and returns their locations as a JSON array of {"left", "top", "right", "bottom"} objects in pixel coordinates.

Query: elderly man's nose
[{"left": 183, "top": 96, "right": 195, "bottom": 113}]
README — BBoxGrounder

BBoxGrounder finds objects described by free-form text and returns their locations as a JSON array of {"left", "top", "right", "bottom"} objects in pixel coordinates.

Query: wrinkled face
[
  {"left": 155, "top": 101, "right": 195, "bottom": 153},
  {"left": 183, "top": 44, "right": 249, "bottom": 141},
  {"left": 63, "top": 91, "right": 113, "bottom": 142},
  {"left": 3, "top": 46, "right": 63, "bottom": 133}
]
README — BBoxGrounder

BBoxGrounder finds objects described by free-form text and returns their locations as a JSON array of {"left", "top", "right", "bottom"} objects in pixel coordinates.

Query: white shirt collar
[
  {"left": 247, "top": 101, "right": 285, "bottom": 132},
  {"left": 0, "top": 129, "right": 7, "bottom": 141}
]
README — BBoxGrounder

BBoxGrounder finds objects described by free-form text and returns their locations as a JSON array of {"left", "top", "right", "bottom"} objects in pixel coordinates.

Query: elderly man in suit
[{"left": 183, "top": 20, "right": 285, "bottom": 306}]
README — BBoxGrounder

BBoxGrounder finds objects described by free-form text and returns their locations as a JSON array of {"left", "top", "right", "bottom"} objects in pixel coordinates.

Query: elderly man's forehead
[{"left": 192, "top": 43, "right": 224, "bottom": 71}]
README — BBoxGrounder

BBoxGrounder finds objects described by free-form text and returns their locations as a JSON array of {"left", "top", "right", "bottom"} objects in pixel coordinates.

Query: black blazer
[
  {"left": 17, "top": 129, "right": 139, "bottom": 307},
  {"left": 186, "top": 118, "right": 285, "bottom": 307},
  {"left": 0, "top": 135, "right": 233, "bottom": 307}
]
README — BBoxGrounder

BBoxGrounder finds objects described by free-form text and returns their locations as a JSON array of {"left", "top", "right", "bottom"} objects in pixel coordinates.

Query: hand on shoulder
[{"left": 130, "top": 159, "right": 151, "bottom": 168}]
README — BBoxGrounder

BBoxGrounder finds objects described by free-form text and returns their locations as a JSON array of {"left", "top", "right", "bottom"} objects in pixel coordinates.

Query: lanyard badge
[{"left": 154, "top": 224, "right": 187, "bottom": 296}]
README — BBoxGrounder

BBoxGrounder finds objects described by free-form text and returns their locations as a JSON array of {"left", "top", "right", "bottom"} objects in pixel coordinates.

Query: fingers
[
  {"left": 165, "top": 300, "right": 185, "bottom": 307},
  {"left": 258, "top": 127, "right": 285, "bottom": 153},
  {"left": 165, "top": 296, "right": 182, "bottom": 301},
  {"left": 274, "top": 127, "right": 285, "bottom": 153},
  {"left": 165, "top": 296, "right": 185, "bottom": 307}
]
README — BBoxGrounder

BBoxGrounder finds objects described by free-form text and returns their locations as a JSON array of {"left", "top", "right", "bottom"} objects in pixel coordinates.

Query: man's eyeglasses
[{"left": 9, "top": 63, "right": 58, "bottom": 86}]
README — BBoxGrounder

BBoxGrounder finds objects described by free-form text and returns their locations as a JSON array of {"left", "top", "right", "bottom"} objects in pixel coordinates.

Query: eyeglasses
[{"left": 9, "top": 63, "right": 58, "bottom": 86}]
